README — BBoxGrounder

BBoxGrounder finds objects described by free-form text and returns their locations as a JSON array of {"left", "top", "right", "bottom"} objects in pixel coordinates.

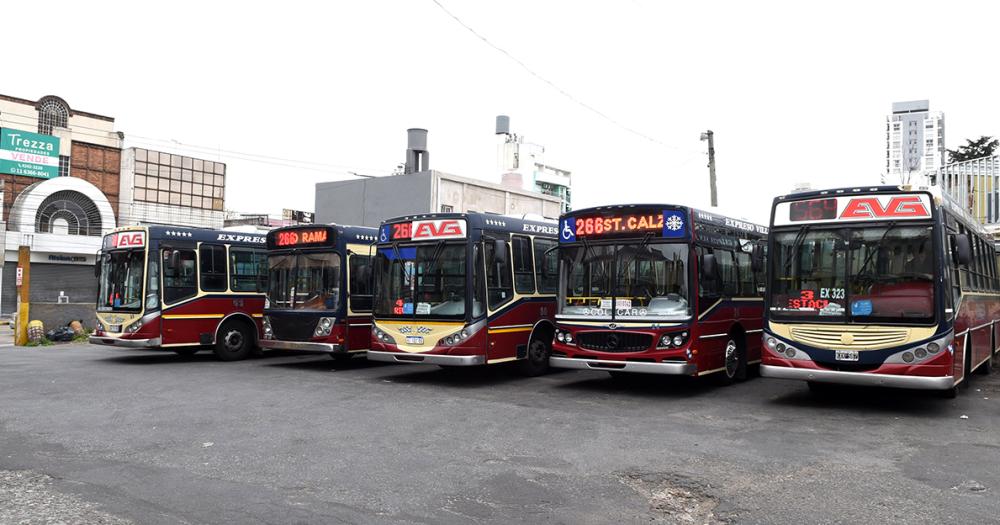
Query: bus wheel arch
[
  {"left": 520, "top": 320, "right": 555, "bottom": 376},
  {"left": 214, "top": 313, "right": 257, "bottom": 361}
]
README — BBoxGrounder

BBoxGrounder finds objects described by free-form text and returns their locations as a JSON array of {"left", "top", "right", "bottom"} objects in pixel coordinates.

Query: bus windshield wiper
[
  {"left": 855, "top": 221, "right": 898, "bottom": 278},
  {"left": 425, "top": 240, "right": 447, "bottom": 273},
  {"left": 782, "top": 225, "right": 811, "bottom": 272}
]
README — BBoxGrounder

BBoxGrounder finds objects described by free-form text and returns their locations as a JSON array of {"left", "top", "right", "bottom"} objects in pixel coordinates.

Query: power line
[{"left": 428, "top": 0, "right": 696, "bottom": 154}]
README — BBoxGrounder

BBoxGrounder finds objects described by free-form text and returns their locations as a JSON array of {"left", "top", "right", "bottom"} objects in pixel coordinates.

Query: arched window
[
  {"left": 37, "top": 98, "right": 69, "bottom": 135},
  {"left": 35, "top": 190, "right": 103, "bottom": 236}
]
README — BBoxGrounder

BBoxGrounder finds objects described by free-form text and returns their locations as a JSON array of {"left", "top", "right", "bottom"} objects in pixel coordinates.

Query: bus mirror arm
[{"left": 952, "top": 234, "right": 972, "bottom": 266}]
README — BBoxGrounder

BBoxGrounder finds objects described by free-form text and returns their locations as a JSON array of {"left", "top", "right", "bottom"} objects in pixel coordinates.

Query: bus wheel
[
  {"left": 718, "top": 337, "right": 746, "bottom": 385},
  {"left": 173, "top": 347, "right": 199, "bottom": 357},
  {"left": 214, "top": 322, "right": 253, "bottom": 361},
  {"left": 518, "top": 338, "right": 551, "bottom": 376}
]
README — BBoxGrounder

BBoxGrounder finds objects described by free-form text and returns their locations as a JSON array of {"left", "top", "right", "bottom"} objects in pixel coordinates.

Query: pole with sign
[{"left": 15, "top": 246, "right": 30, "bottom": 345}]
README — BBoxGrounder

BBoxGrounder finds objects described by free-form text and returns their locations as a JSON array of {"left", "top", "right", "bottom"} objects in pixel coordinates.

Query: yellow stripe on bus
[
  {"left": 487, "top": 327, "right": 533, "bottom": 334},
  {"left": 162, "top": 314, "right": 226, "bottom": 320}
]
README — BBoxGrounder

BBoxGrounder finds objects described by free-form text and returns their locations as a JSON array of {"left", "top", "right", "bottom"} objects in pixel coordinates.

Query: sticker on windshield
[
  {"left": 616, "top": 299, "right": 633, "bottom": 309},
  {"left": 600, "top": 299, "right": 613, "bottom": 310},
  {"left": 402, "top": 302, "right": 414, "bottom": 315},
  {"left": 416, "top": 303, "right": 431, "bottom": 315},
  {"left": 819, "top": 303, "right": 845, "bottom": 316},
  {"left": 851, "top": 300, "right": 873, "bottom": 316}
]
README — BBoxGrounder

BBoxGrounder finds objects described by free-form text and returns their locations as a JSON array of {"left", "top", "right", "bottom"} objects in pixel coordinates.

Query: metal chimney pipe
[{"left": 404, "top": 128, "right": 429, "bottom": 174}]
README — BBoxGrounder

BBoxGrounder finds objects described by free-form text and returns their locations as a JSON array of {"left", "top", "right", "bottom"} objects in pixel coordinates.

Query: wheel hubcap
[
  {"left": 224, "top": 330, "right": 244, "bottom": 352},
  {"left": 724, "top": 340, "right": 738, "bottom": 378},
  {"left": 530, "top": 341, "right": 546, "bottom": 362}
]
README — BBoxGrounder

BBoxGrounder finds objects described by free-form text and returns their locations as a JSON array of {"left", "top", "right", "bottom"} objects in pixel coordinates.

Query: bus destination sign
[
  {"left": 559, "top": 209, "right": 688, "bottom": 242},
  {"left": 269, "top": 227, "right": 333, "bottom": 249},
  {"left": 775, "top": 193, "right": 932, "bottom": 226},
  {"left": 380, "top": 219, "right": 467, "bottom": 242}
]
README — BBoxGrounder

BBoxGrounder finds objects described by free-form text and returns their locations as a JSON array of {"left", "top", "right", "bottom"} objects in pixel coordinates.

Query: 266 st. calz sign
[{"left": 0, "top": 128, "right": 60, "bottom": 179}]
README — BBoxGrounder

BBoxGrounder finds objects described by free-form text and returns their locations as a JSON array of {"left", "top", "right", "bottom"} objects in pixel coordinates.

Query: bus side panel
[
  {"left": 162, "top": 296, "right": 264, "bottom": 345},
  {"left": 346, "top": 316, "right": 372, "bottom": 351},
  {"left": 737, "top": 300, "right": 765, "bottom": 362},
  {"left": 486, "top": 298, "right": 553, "bottom": 361},
  {"left": 694, "top": 300, "right": 738, "bottom": 373}
]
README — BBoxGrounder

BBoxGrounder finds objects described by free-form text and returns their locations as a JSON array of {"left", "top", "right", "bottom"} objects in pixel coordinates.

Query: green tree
[{"left": 947, "top": 135, "right": 999, "bottom": 163}]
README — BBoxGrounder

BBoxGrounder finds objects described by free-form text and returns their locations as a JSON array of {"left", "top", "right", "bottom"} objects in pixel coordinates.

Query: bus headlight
[
  {"left": 766, "top": 337, "right": 777, "bottom": 349},
  {"left": 373, "top": 327, "right": 396, "bottom": 345},
  {"left": 555, "top": 329, "right": 575, "bottom": 345},
  {"left": 262, "top": 316, "right": 273, "bottom": 339},
  {"left": 672, "top": 334, "right": 685, "bottom": 347},
  {"left": 927, "top": 342, "right": 940, "bottom": 354},
  {"left": 314, "top": 317, "right": 335, "bottom": 337},
  {"left": 657, "top": 332, "right": 688, "bottom": 349}
]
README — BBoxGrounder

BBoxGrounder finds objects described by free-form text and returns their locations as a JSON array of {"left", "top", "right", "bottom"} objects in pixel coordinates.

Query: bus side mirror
[
  {"left": 952, "top": 234, "right": 972, "bottom": 266},
  {"left": 700, "top": 253, "right": 718, "bottom": 280},
  {"left": 751, "top": 245, "right": 764, "bottom": 272},
  {"left": 493, "top": 239, "right": 508, "bottom": 265}
]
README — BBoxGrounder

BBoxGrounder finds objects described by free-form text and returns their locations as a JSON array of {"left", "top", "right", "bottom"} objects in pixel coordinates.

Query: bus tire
[
  {"left": 173, "top": 347, "right": 199, "bottom": 357},
  {"left": 214, "top": 321, "right": 254, "bottom": 361},
  {"left": 717, "top": 335, "right": 747, "bottom": 385},
  {"left": 518, "top": 338, "right": 551, "bottom": 376},
  {"left": 960, "top": 340, "right": 973, "bottom": 389},
  {"left": 977, "top": 335, "right": 993, "bottom": 375}
]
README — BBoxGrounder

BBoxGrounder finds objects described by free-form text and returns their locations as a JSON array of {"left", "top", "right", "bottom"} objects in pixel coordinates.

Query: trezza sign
[
  {"left": 382, "top": 219, "right": 467, "bottom": 242},
  {"left": 774, "top": 193, "right": 932, "bottom": 226},
  {"left": 0, "top": 128, "right": 60, "bottom": 179}
]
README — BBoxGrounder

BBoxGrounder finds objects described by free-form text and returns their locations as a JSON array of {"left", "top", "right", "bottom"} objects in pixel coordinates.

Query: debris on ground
[{"left": 617, "top": 470, "right": 727, "bottom": 524}]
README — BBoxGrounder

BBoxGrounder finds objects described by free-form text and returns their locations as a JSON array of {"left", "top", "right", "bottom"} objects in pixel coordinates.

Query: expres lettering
[{"left": 216, "top": 234, "right": 266, "bottom": 244}]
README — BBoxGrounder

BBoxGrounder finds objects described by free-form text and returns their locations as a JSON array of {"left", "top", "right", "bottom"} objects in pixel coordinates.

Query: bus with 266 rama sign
[
  {"left": 90, "top": 226, "right": 268, "bottom": 360},
  {"left": 761, "top": 186, "right": 1000, "bottom": 397},
  {"left": 367, "top": 212, "right": 560, "bottom": 374},
  {"left": 259, "top": 223, "right": 377, "bottom": 359},
  {"left": 548, "top": 204, "right": 768, "bottom": 383}
]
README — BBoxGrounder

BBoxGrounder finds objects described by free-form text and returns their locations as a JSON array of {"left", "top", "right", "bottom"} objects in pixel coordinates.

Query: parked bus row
[{"left": 91, "top": 185, "right": 1000, "bottom": 398}]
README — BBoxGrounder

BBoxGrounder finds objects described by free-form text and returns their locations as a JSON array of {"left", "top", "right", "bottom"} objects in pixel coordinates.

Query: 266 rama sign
[{"left": 0, "top": 128, "right": 60, "bottom": 179}]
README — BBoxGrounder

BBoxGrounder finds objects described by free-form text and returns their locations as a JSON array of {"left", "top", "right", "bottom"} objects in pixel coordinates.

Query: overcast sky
[{"left": 3, "top": 1, "right": 998, "bottom": 224}]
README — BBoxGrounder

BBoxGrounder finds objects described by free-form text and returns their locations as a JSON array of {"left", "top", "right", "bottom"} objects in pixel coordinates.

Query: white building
[
  {"left": 118, "top": 147, "right": 227, "bottom": 229},
  {"left": 886, "top": 100, "right": 945, "bottom": 184},
  {"left": 496, "top": 116, "right": 572, "bottom": 213}
]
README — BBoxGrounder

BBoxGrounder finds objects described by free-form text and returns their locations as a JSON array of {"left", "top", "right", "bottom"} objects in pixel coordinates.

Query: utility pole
[
  {"left": 15, "top": 244, "right": 30, "bottom": 345},
  {"left": 700, "top": 130, "right": 718, "bottom": 207}
]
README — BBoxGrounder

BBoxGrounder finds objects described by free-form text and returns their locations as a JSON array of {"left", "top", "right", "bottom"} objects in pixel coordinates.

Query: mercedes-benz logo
[
  {"left": 608, "top": 323, "right": 617, "bottom": 330},
  {"left": 606, "top": 334, "right": 620, "bottom": 349}
]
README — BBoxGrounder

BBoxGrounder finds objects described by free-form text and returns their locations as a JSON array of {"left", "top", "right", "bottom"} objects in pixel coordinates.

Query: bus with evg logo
[
  {"left": 548, "top": 204, "right": 768, "bottom": 383},
  {"left": 761, "top": 185, "right": 1000, "bottom": 397},
  {"left": 368, "top": 212, "right": 559, "bottom": 375},
  {"left": 90, "top": 226, "right": 268, "bottom": 360},
  {"left": 260, "top": 224, "right": 377, "bottom": 359}
]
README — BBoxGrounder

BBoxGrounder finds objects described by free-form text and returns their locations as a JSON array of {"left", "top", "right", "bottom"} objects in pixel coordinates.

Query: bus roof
[
  {"left": 564, "top": 203, "right": 768, "bottom": 234},
  {"left": 109, "top": 225, "right": 269, "bottom": 247}
]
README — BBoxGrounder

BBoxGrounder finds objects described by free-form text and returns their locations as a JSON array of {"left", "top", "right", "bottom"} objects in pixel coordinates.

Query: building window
[
  {"left": 131, "top": 148, "right": 226, "bottom": 211},
  {"left": 37, "top": 99, "right": 69, "bottom": 135},
  {"left": 440, "top": 205, "right": 454, "bottom": 212},
  {"left": 34, "top": 190, "right": 102, "bottom": 236},
  {"left": 58, "top": 155, "right": 70, "bottom": 177}
]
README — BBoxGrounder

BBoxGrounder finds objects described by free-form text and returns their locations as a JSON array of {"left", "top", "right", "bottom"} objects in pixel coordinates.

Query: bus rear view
[{"left": 761, "top": 186, "right": 1000, "bottom": 397}]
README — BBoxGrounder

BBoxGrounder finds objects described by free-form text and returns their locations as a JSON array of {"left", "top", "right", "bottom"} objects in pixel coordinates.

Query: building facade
[
  {"left": 315, "top": 170, "right": 563, "bottom": 227},
  {"left": 885, "top": 100, "right": 945, "bottom": 183},
  {"left": 118, "top": 147, "right": 227, "bottom": 229},
  {"left": 0, "top": 94, "right": 123, "bottom": 315},
  {"left": 496, "top": 116, "right": 572, "bottom": 213}
]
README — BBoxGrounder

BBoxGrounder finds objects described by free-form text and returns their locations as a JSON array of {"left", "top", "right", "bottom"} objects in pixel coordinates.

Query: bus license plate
[
  {"left": 405, "top": 336, "right": 424, "bottom": 345},
  {"left": 835, "top": 350, "right": 859, "bottom": 362},
  {"left": 108, "top": 325, "right": 122, "bottom": 333}
]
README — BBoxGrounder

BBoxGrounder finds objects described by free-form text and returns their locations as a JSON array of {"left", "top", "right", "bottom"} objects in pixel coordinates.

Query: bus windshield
[
  {"left": 267, "top": 252, "right": 341, "bottom": 310},
  {"left": 98, "top": 249, "right": 145, "bottom": 312},
  {"left": 373, "top": 243, "right": 467, "bottom": 319},
  {"left": 560, "top": 242, "right": 690, "bottom": 320},
  {"left": 770, "top": 225, "right": 935, "bottom": 324}
]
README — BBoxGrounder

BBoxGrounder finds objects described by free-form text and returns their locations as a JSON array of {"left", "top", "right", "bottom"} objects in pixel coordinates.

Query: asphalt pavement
[{"left": 0, "top": 343, "right": 998, "bottom": 524}]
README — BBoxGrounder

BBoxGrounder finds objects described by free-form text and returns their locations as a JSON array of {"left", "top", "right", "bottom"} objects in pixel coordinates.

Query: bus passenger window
[
  {"left": 200, "top": 244, "right": 228, "bottom": 292},
  {"left": 512, "top": 235, "right": 535, "bottom": 294},
  {"left": 162, "top": 249, "right": 197, "bottom": 303},
  {"left": 473, "top": 244, "right": 486, "bottom": 317},
  {"left": 734, "top": 251, "right": 754, "bottom": 296},
  {"left": 715, "top": 249, "right": 737, "bottom": 297},
  {"left": 533, "top": 238, "right": 558, "bottom": 294},
  {"left": 230, "top": 249, "right": 266, "bottom": 292},
  {"left": 485, "top": 240, "right": 513, "bottom": 309},
  {"left": 349, "top": 255, "right": 373, "bottom": 312}
]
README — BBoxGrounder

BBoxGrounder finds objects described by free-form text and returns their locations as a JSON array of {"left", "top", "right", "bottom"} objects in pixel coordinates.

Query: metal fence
[{"left": 934, "top": 155, "right": 1000, "bottom": 225}]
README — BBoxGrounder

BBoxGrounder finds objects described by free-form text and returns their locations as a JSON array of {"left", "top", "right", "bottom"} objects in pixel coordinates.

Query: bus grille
[
  {"left": 789, "top": 326, "right": 910, "bottom": 349},
  {"left": 269, "top": 313, "right": 321, "bottom": 342},
  {"left": 577, "top": 332, "right": 653, "bottom": 353}
]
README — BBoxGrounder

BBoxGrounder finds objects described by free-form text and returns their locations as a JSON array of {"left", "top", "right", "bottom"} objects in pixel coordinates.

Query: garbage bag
[{"left": 46, "top": 326, "right": 76, "bottom": 342}]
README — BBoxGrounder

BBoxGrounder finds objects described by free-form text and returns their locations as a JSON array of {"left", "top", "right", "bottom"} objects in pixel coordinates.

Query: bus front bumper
[
  {"left": 549, "top": 356, "right": 696, "bottom": 375},
  {"left": 760, "top": 364, "right": 955, "bottom": 390},
  {"left": 89, "top": 336, "right": 161, "bottom": 348},
  {"left": 259, "top": 340, "right": 345, "bottom": 353},
  {"left": 366, "top": 350, "right": 486, "bottom": 366}
]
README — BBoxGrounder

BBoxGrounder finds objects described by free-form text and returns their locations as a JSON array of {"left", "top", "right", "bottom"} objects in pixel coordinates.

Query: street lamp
[{"left": 700, "top": 130, "right": 717, "bottom": 207}]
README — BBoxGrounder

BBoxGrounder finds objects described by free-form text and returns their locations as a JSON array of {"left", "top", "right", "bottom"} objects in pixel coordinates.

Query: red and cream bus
[
  {"left": 761, "top": 186, "right": 1000, "bottom": 397},
  {"left": 548, "top": 204, "right": 768, "bottom": 383},
  {"left": 90, "top": 226, "right": 267, "bottom": 360},
  {"left": 259, "top": 224, "right": 377, "bottom": 359},
  {"left": 367, "top": 212, "right": 559, "bottom": 374}
]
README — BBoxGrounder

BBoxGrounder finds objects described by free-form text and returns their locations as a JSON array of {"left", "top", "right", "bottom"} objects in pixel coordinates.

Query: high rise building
[
  {"left": 885, "top": 100, "right": 945, "bottom": 184},
  {"left": 496, "top": 116, "right": 572, "bottom": 213}
]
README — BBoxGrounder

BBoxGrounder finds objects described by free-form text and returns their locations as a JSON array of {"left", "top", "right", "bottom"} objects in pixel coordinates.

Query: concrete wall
[{"left": 315, "top": 172, "right": 433, "bottom": 227}]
